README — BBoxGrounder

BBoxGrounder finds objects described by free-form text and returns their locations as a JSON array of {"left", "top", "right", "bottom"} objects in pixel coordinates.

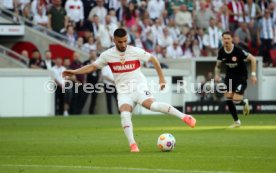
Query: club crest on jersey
[
  {"left": 232, "top": 56, "right": 237, "bottom": 62},
  {"left": 120, "top": 58, "right": 125, "bottom": 64},
  {"left": 119, "top": 54, "right": 125, "bottom": 64}
]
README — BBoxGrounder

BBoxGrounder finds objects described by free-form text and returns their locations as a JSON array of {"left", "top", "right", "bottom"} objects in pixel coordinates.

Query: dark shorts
[
  {"left": 224, "top": 78, "right": 247, "bottom": 95},
  {"left": 64, "top": 88, "right": 73, "bottom": 103}
]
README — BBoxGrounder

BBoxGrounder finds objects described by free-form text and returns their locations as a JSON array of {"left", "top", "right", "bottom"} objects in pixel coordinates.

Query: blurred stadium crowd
[
  {"left": 1, "top": 0, "right": 276, "bottom": 115},
  {"left": 2, "top": 0, "right": 276, "bottom": 65}
]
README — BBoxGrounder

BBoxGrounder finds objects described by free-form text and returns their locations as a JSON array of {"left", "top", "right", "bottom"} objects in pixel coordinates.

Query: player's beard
[
  {"left": 224, "top": 42, "right": 230, "bottom": 47},
  {"left": 116, "top": 46, "right": 126, "bottom": 52},
  {"left": 227, "top": 42, "right": 233, "bottom": 47}
]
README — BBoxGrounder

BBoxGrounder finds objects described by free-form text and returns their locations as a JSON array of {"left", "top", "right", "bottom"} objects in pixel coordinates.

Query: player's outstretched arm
[
  {"left": 148, "top": 56, "right": 166, "bottom": 90},
  {"left": 62, "top": 64, "right": 98, "bottom": 78},
  {"left": 247, "top": 54, "right": 257, "bottom": 85}
]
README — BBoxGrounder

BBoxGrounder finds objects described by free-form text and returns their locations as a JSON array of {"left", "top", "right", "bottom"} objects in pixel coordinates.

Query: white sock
[
  {"left": 235, "top": 120, "right": 241, "bottom": 124},
  {"left": 63, "top": 111, "right": 69, "bottom": 116},
  {"left": 120, "top": 111, "right": 135, "bottom": 145},
  {"left": 150, "top": 102, "right": 187, "bottom": 119}
]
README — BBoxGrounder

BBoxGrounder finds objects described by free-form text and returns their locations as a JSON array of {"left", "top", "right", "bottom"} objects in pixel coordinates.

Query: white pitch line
[
  {"left": 0, "top": 155, "right": 275, "bottom": 160},
  {"left": 0, "top": 164, "right": 238, "bottom": 173}
]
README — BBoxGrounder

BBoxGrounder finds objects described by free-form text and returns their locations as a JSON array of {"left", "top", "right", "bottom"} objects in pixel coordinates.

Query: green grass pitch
[{"left": 0, "top": 114, "right": 276, "bottom": 173}]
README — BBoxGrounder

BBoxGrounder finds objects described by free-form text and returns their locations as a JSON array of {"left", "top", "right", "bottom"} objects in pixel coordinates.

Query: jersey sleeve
[
  {"left": 237, "top": 47, "right": 250, "bottom": 60},
  {"left": 101, "top": 66, "right": 108, "bottom": 77},
  {"left": 134, "top": 47, "right": 152, "bottom": 62},
  {"left": 217, "top": 48, "right": 223, "bottom": 61},
  {"left": 94, "top": 52, "right": 108, "bottom": 69}
]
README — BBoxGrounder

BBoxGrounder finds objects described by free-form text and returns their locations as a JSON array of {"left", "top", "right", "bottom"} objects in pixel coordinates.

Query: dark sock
[{"left": 226, "top": 100, "right": 239, "bottom": 121}]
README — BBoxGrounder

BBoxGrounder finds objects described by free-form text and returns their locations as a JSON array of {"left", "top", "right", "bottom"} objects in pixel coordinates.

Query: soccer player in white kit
[{"left": 63, "top": 28, "right": 196, "bottom": 152}]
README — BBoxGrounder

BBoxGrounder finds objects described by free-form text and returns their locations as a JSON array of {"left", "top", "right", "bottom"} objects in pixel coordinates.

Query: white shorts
[{"left": 117, "top": 88, "right": 154, "bottom": 108}]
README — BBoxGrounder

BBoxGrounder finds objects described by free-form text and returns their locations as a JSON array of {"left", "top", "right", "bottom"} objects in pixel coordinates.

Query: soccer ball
[{"left": 157, "top": 133, "right": 176, "bottom": 152}]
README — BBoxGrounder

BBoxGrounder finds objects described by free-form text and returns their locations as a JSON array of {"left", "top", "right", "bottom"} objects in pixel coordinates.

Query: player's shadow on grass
[{"left": 193, "top": 127, "right": 228, "bottom": 132}]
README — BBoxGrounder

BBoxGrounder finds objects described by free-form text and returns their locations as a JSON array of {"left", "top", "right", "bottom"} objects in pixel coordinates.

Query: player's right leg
[{"left": 118, "top": 94, "right": 139, "bottom": 152}]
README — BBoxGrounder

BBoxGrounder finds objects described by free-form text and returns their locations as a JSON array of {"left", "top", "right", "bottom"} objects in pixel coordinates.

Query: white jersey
[{"left": 94, "top": 46, "right": 152, "bottom": 94}]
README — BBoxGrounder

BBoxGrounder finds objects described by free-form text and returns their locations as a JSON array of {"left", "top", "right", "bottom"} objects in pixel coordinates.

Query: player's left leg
[
  {"left": 141, "top": 98, "right": 196, "bottom": 128},
  {"left": 233, "top": 93, "right": 250, "bottom": 116},
  {"left": 233, "top": 80, "right": 249, "bottom": 116}
]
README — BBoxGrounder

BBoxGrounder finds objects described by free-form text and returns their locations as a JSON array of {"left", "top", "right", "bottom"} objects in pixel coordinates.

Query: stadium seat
[
  {"left": 77, "top": 31, "right": 85, "bottom": 38},
  {"left": 269, "top": 49, "right": 276, "bottom": 67},
  {"left": 49, "top": 44, "right": 74, "bottom": 60},
  {"left": 248, "top": 41, "right": 259, "bottom": 56},
  {"left": 11, "top": 41, "right": 39, "bottom": 59}
]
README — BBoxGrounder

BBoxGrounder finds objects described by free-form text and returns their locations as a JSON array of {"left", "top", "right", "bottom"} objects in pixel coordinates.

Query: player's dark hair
[
  {"left": 32, "top": 49, "right": 39, "bottom": 53},
  {"left": 222, "top": 31, "right": 232, "bottom": 37},
  {"left": 114, "top": 28, "right": 127, "bottom": 38}
]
